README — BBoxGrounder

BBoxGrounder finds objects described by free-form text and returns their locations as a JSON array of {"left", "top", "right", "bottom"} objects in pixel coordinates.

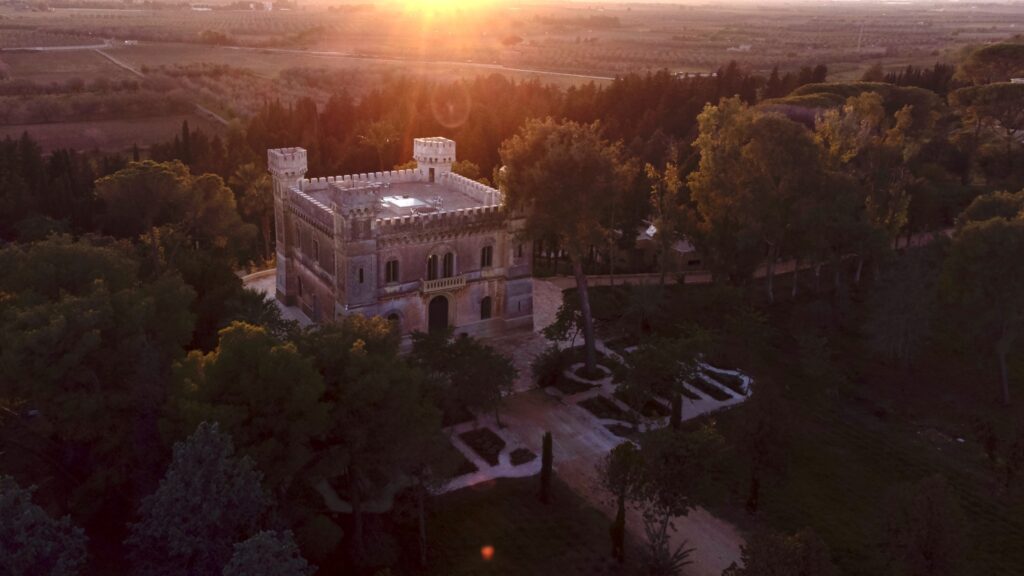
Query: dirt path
[{"left": 94, "top": 47, "right": 230, "bottom": 127}]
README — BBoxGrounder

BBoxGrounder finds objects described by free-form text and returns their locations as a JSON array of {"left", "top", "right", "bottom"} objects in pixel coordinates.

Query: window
[
  {"left": 297, "top": 277, "right": 303, "bottom": 296},
  {"left": 426, "top": 254, "right": 438, "bottom": 280},
  {"left": 358, "top": 268, "right": 364, "bottom": 284},
  {"left": 442, "top": 252, "right": 454, "bottom": 278},
  {"left": 516, "top": 243, "right": 524, "bottom": 258},
  {"left": 480, "top": 296, "right": 492, "bottom": 320},
  {"left": 385, "top": 259, "right": 400, "bottom": 283},
  {"left": 312, "top": 239, "right": 319, "bottom": 262},
  {"left": 480, "top": 245, "right": 493, "bottom": 268},
  {"left": 386, "top": 313, "right": 401, "bottom": 334}
]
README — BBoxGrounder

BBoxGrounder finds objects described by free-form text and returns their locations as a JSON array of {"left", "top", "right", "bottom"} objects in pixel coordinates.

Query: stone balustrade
[{"left": 421, "top": 274, "right": 467, "bottom": 294}]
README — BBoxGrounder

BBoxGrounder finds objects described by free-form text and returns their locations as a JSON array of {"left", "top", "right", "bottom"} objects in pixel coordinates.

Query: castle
[{"left": 267, "top": 137, "right": 533, "bottom": 338}]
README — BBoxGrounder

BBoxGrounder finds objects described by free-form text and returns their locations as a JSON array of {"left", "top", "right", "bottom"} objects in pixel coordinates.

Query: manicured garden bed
[
  {"left": 509, "top": 447, "right": 537, "bottom": 466},
  {"left": 453, "top": 451, "right": 479, "bottom": 477},
  {"left": 687, "top": 377, "right": 733, "bottom": 401},
  {"left": 675, "top": 386, "right": 702, "bottom": 401},
  {"left": 605, "top": 423, "right": 639, "bottom": 440},
  {"left": 642, "top": 399, "right": 671, "bottom": 418},
  {"left": 573, "top": 364, "right": 610, "bottom": 381},
  {"left": 552, "top": 376, "right": 595, "bottom": 396},
  {"left": 459, "top": 428, "right": 506, "bottom": 466},
  {"left": 579, "top": 395, "right": 633, "bottom": 422},
  {"left": 704, "top": 370, "right": 746, "bottom": 396}
]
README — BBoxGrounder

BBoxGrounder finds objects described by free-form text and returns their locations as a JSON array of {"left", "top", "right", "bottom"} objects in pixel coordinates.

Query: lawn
[{"left": 397, "top": 477, "right": 640, "bottom": 576}]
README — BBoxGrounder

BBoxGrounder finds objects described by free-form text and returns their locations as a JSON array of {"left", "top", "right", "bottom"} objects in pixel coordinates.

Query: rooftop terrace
[{"left": 297, "top": 169, "right": 501, "bottom": 218}]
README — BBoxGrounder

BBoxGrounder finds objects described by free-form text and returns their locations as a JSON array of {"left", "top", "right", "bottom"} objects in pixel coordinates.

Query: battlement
[
  {"left": 268, "top": 147, "right": 308, "bottom": 177},
  {"left": 288, "top": 187, "right": 334, "bottom": 234},
  {"left": 413, "top": 137, "right": 456, "bottom": 165},
  {"left": 440, "top": 172, "right": 501, "bottom": 206},
  {"left": 299, "top": 168, "right": 424, "bottom": 190},
  {"left": 375, "top": 204, "right": 505, "bottom": 233}
]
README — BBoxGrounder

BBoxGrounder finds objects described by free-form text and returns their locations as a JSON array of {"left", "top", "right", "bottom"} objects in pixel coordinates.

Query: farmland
[
  {"left": 1, "top": 1, "right": 1023, "bottom": 151},
  {"left": 0, "top": 113, "right": 222, "bottom": 152}
]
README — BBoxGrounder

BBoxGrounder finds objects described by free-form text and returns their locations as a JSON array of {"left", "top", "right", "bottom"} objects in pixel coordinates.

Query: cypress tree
[
  {"left": 610, "top": 501, "right": 625, "bottom": 562},
  {"left": 181, "top": 120, "right": 192, "bottom": 165},
  {"left": 539, "top": 431, "right": 552, "bottom": 503}
]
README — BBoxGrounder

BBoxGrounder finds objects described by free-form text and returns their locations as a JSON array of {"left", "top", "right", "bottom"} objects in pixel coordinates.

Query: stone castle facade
[{"left": 268, "top": 137, "right": 533, "bottom": 338}]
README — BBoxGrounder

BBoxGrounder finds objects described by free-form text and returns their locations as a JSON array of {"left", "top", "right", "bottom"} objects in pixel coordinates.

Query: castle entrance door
[{"left": 428, "top": 295, "right": 449, "bottom": 334}]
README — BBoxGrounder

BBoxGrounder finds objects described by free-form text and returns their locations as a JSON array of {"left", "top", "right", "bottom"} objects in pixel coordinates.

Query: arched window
[
  {"left": 480, "top": 296, "right": 492, "bottom": 320},
  {"left": 386, "top": 312, "right": 401, "bottom": 334},
  {"left": 480, "top": 245, "right": 493, "bottom": 268},
  {"left": 442, "top": 252, "right": 454, "bottom": 278},
  {"left": 312, "top": 239, "right": 320, "bottom": 262},
  {"left": 385, "top": 259, "right": 400, "bottom": 283},
  {"left": 426, "top": 254, "right": 438, "bottom": 280},
  {"left": 358, "top": 268, "right": 364, "bottom": 284},
  {"left": 516, "top": 243, "right": 524, "bottom": 258}
]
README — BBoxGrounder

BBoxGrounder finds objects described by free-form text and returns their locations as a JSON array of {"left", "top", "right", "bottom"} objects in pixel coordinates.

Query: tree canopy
[
  {"left": 126, "top": 422, "right": 270, "bottom": 576},
  {"left": 0, "top": 476, "right": 87, "bottom": 576}
]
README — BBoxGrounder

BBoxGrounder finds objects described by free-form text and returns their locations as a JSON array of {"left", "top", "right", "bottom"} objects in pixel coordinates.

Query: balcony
[{"left": 421, "top": 274, "right": 467, "bottom": 294}]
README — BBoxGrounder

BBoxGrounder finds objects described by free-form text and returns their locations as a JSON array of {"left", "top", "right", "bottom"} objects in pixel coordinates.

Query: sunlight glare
[{"left": 395, "top": 0, "right": 497, "bottom": 18}]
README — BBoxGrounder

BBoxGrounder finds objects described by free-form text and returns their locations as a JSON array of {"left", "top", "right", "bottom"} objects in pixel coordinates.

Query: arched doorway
[{"left": 428, "top": 296, "right": 449, "bottom": 334}]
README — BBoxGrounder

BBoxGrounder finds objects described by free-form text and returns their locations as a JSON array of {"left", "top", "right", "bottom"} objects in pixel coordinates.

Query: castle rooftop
[{"left": 304, "top": 180, "right": 491, "bottom": 218}]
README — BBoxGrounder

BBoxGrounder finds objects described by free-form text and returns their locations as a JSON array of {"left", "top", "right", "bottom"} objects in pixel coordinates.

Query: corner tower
[
  {"left": 413, "top": 137, "right": 455, "bottom": 183},
  {"left": 268, "top": 147, "right": 308, "bottom": 303}
]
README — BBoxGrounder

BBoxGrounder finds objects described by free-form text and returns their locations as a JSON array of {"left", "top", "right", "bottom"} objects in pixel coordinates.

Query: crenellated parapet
[
  {"left": 439, "top": 172, "right": 502, "bottom": 206},
  {"left": 375, "top": 204, "right": 506, "bottom": 237},
  {"left": 299, "top": 168, "right": 426, "bottom": 190},
  {"left": 287, "top": 187, "right": 334, "bottom": 236},
  {"left": 268, "top": 147, "right": 308, "bottom": 178},
  {"left": 413, "top": 137, "right": 456, "bottom": 164}
]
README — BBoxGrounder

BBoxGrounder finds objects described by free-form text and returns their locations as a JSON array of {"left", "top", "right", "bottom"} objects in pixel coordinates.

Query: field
[
  {"left": 0, "top": 113, "right": 223, "bottom": 154},
  {"left": 4, "top": 2, "right": 1024, "bottom": 80},
  {"left": 3, "top": 1, "right": 1022, "bottom": 151},
  {"left": 0, "top": 48, "right": 135, "bottom": 83}
]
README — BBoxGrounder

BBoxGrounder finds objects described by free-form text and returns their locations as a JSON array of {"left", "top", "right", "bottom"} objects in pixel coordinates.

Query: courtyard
[{"left": 244, "top": 270, "right": 750, "bottom": 575}]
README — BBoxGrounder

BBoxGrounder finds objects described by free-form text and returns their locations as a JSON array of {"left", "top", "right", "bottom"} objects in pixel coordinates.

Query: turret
[
  {"left": 268, "top": 147, "right": 308, "bottom": 195},
  {"left": 267, "top": 147, "right": 308, "bottom": 305},
  {"left": 413, "top": 137, "right": 455, "bottom": 183}
]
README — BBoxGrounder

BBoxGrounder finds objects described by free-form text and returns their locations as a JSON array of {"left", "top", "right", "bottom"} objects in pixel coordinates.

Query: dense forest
[{"left": 1, "top": 40, "right": 1023, "bottom": 576}]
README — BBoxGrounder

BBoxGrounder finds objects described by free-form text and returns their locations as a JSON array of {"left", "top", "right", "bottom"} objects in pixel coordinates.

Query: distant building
[{"left": 268, "top": 137, "right": 533, "bottom": 338}]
